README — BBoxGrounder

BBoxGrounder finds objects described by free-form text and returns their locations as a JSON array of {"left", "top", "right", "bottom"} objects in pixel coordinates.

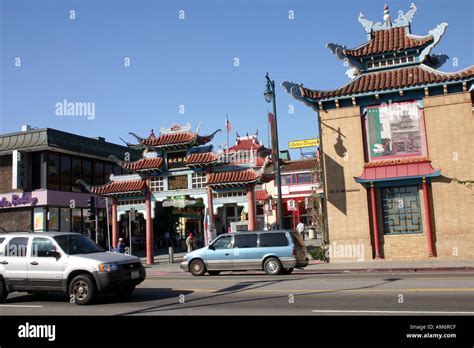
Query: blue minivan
[{"left": 180, "top": 230, "right": 308, "bottom": 276}]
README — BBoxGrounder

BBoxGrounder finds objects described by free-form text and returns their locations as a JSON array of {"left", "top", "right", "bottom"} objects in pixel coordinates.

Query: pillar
[
  {"left": 111, "top": 197, "right": 119, "bottom": 249},
  {"left": 370, "top": 182, "right": 382, "bottom": 259},
  {"left": 206, "top": 186, "right": 215, "bottom": 224},
  {"left": 247, "top": 184, "right": 256, "bottom": 231},
  {"left": 422, "top": 178, "right": 435, "bottom": 257},
  {"left": 145, "top": 176, "right": 154, "bottom": 265}
]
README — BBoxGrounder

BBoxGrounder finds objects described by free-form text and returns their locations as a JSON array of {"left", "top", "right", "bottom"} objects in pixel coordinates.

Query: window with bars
[
  {"left": 191, "top": 173, "right": 206, "bottom": 189},
  {"left": 382, "top": 186, "right": 422, "bottom": 235},
  {"left": 118, "top": 199, "right": 145, "bottom": 206},
  {"left": 150, "top": 177, "right": 164, "bottom": 192},
  {"left": 213, "top": 191, "right": 246, "bottom": 198}
]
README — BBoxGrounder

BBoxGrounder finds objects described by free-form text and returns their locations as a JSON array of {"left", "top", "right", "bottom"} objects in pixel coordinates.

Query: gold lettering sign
[{"left": 288, "top": 138, "right": 320, "bottom": 149}]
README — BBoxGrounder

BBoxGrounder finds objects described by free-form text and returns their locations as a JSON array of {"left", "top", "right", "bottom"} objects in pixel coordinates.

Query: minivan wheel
[
  {"left": 263, "top": 257, "right": 282, "bottom": 275},
  {"left": 0, "top": 279, "right": 7, "bottom": 303},
  {"left": 190, "top": 259, "right": 206, "bottom": 276},
  {"left": 69, "top": 275, "right": 96, "bottom": 305}
]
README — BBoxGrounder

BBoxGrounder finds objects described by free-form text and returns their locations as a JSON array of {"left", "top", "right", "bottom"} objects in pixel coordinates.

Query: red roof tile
[
  {"left": 227, "top": 139, "right": 265, "bottom": 152},
  {"left": 186, "top": 152, "right": 218, "bottom": 165},
  {"left": 89, "top": 180, "right": 145, "bottom": 195},
  {"left": 120, "top": 157, "right": 163, "bottom": 171},
  {"left": 356, "top": 162, "right": 439, "bottom": 182},
  {"left": 364, "top": 156, "right": 430, "bottom": 168},
  {"left": 282, "top": 159, "right": 318, "bottom": 172},
  {"left": 207, "top": 170, "right": 258, "bottom": 185},
  {"left": 344, "top": 27, "right": 432, "bottom": 57},
  {"left": 141, "top": 132, "right": 197, "bottom": 146},
  {"left": 300, "top": 65, "right": 474, "bottom": 100},
  {"left": 255, "top": 189, "right": 269, "bottom": 201}
]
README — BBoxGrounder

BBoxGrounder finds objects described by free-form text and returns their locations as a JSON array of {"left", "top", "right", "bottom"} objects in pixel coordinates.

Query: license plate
[{"left": 131, "top": 271, "right": 139, "bottom": 279}]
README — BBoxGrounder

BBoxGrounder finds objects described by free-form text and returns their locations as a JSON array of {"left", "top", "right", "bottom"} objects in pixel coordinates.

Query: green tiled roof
[{"left": 0, "top": 128, "right": 141, "bottom": 160}]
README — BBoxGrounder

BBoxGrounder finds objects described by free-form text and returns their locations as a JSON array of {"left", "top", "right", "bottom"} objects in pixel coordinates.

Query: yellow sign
[{"left": 288, "top": 138, "right": 320, "bottom": 149}]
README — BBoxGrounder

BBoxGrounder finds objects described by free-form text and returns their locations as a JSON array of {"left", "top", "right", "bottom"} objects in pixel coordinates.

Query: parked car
[
  {"left": 180, "top": 230, "right": 308, "bottom": 276},
  {"left": 0, "top": 232, "right": 146, "bottom": 305}
]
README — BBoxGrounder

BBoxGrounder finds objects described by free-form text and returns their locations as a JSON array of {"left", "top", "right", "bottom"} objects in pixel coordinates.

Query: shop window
[
  {"left": 48, "top": 207, "right": 60, "bottom": 231},
  {"left": 60, "top": 208, "right": 71, "bottom": 232},
  {"left": 191, "top": 173, "right": 206, "bottom": 189},
  {"left": 168, "top": 175, "right": 188, "bottom": 190},
  {"left": 150, "top": 177, "right": 164, "bottom": 192},
  {"left": 382, "top": 186, "right": 422, "bottom": 235},
  {"left": 60, "top": 155, "right": 72, "bottom": 192},
  {"left": 94, "top": 161, "right": 104, "bottom": 185},
  {"left": 32, "top": 152, "right": 42, "bottom": 190},
  {"left": 256, "top": 204, "right": 264, "bottom": 215},
  {"left": 72, "top": 208, "right": 82, "bottom": 233},
  {"left": 281, "top": 175, "right": 292, "bottom": 185},
  {"left": 34, "top": 207, "right": 46, "bottom": 231},
  {"left": 47, "top": 152, "right": 60, "bottom": 190},
  {"left": 71, "top": 157, "right": 82, "bottom": 192}
]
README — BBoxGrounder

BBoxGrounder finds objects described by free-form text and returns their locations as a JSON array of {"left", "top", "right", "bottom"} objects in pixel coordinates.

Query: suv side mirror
[{"left": 46, "top": 250, "right": 61, "bottom": 259}]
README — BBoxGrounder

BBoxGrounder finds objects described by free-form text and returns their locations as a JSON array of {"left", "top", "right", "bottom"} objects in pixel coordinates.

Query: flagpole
[{"left": 226, "top": 114, "right": 229, "bottom": 149}]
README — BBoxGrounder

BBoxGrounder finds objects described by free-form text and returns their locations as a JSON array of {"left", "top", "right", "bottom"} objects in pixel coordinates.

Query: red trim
[
  {"left": 422, "top": 180, "right": 435, "bottom": 257},
  {"left": 370, "top": 184, "right": 382, "bottom": 259},
  {"left": 357, "top": 161, "right": 439, "bottom": 181},
  {"left": 145, "top": 177, "right": 154, "bottom": 265}
]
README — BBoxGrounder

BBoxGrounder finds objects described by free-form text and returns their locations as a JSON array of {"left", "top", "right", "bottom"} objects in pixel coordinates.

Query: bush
[{"left": 309, "top": 246, "right": 329, "bottom": 262}]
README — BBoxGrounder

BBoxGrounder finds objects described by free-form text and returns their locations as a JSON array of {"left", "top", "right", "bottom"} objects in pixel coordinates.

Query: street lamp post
[{"left": 264, "top": 73, "right": 284, "bottom": 229}]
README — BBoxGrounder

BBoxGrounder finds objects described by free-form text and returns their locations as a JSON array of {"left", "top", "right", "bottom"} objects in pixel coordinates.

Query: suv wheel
[
  {"left": 0, "top": 279, "right": 7, "bottom": 303},
  {"left": 69, "top": 274, "right": 96, "bottom": 305},
  {"left": 264, "top": 257, "right": 282, "bottom": 275},
  {"left": 190, "top": 259, "right": 206, "bottom": 276}
]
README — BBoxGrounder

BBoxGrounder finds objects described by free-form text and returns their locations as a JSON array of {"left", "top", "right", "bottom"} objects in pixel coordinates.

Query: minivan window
[
  {"left": 234, "top": 234, "right": 258, "bottom": 248},
  {"left": 259, "top": 233, "right": 288, "bottom": 247},
  {"left": 5, "top": 237, "right": 29, "bottom": 257},
  {"left": 212, "top": 236, "right": 232, "bottom": 249},
  {"left": 31, "top": 238, "right": 57, "bottom": 257},
  {"left": 0, "top": 237, "right": 5, "bottom": 256},
  {"left": 54, "top": 234, "right": 103, "bottom": 255}
]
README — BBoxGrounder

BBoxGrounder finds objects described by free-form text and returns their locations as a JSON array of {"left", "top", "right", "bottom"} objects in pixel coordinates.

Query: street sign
[{"left": 288, "top": 138, "right": 320, "bottom": 149}]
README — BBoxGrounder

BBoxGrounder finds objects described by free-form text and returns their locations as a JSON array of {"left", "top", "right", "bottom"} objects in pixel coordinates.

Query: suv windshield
[{"left": 54, "top": 234, "right": 104, "bottom": 255}]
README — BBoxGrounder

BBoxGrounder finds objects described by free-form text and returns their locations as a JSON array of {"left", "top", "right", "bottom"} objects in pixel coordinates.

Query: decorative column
[
  {"left": 206, "top": 186, "right": 215, "bottom": 223},
  {"left": 247, "top": 184, "right": 256, "bottom": 231},
  {"left": 370, "top": 182, "right": 382, "bottom": 259},
  {"left": 111, "top": 197, "right": 119, "bottom": 249},
  {"left": 422, "top": 178, "right": 435, "bottom": 257},
  {"left": 145, "top": 176, "right": 154, "bottom": 265}
]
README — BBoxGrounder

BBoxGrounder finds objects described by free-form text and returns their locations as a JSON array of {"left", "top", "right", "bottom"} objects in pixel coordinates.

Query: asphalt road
[{"left": 1, "top": 271, "right": 474, "bottom": 316}]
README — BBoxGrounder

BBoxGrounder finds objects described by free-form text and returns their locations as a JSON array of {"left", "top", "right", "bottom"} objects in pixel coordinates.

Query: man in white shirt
[{"left": 296, "top": 221, "right": 305, "bottom": 240}]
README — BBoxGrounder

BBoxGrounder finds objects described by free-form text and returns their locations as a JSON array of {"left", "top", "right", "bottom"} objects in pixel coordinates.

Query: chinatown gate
[{"left": 78, "top": 124, "right": 274, "bottom": 264}]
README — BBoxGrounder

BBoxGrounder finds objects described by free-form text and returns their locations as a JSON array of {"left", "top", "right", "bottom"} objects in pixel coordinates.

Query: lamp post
[{"left": 264, "top": 73, "right": 284, "bottom": 229}]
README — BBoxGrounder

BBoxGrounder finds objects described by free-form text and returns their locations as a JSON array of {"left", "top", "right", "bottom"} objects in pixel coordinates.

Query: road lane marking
[
  {"left": 312, "top": 310, "right": 474, "bottom": 315},
  {"left": 168, "top": 288, "right": 474, "bottom": 293},
  {"left": 0, "top": 304, "right": 43, "bottom": 308}
]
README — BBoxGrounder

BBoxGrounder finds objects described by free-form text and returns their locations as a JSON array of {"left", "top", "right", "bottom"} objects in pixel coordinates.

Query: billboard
[
  {"left": 366, "top": 101, "right": 427, "bottom": 161},
  {"left": 288, "top": 138, "right": 320, "bottom": 149}
]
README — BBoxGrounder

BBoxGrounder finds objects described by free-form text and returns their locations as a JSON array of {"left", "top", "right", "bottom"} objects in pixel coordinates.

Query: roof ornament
[
  {"left": 149, "top": 129, "right": 155, "bottom": 139},
  {"left": 159, "top": 123, "right": 192, "bottom": 135},
  {"left": 195, "top": 122, "right": 202, "bottom": 133},
  {"left": 358, "top": 3, "right": 417, "bottom": 34}
]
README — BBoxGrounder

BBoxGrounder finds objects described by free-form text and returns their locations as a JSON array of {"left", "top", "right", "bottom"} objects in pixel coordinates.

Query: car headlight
[{"left": 98, "top": 262, "right": 120, "bottom": 272}]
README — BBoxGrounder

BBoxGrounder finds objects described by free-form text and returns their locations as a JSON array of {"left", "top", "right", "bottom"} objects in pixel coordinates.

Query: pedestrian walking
[
  {"left": 116, "top": 238, "right": 126, "bottom": 253},
  {"left": 296, "top": 221, "right": 305, "bottom": 240},
  {"left": 186, "top": 233, "right": 195, "bottom": 253}
]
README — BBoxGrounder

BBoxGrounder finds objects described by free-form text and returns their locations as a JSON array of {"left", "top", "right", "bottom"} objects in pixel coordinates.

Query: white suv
[{"left": 0, "top": 232, "right": 146, "bottom": 305}]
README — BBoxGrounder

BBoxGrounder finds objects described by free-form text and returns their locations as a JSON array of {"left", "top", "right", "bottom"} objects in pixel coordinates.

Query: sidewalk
[{"left": 137, "top": 249, "right": 474, "bottom": 276}]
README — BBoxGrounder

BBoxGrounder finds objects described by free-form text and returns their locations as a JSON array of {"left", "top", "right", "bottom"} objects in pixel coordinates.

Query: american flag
[{"left": 225, "top": 115, "right": 232, "bottom": 133}]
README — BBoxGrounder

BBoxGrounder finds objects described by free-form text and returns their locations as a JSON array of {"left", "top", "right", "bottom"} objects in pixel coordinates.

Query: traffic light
[{"left": 87, "top": 196, "right": 95, "bottom": 219}]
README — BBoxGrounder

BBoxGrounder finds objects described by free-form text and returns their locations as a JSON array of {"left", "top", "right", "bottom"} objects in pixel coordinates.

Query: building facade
[
  {"left": 284, "top": 4, "right": 474, "bottom": 261},
  {"left": 0, "top": 126, "right": 139, "bottom": 247}
]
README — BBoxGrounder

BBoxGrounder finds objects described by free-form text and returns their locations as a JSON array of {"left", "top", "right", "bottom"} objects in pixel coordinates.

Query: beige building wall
[
  {"left": 320, "top": 106, "right": 373, "bottom": 262},
  {"left": 423, "top": 92, "right": 474, "bottom": 260},
  {"left": 320, "top": 91, "right": 474, "bottom": 262}
]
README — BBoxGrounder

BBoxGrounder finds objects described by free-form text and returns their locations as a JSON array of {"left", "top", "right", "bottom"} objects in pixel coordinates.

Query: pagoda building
[
  {"left": 283, "top": 4, "right": 474, "bottom": 261},
  {"left": 78, "top": 124, "right": 273, "bottom": 264}
]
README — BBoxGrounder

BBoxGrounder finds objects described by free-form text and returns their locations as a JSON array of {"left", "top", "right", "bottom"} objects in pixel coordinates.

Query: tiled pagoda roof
[
  {"left": 186, "top": 152, "right": 219, "bottom": 166},
  {"left": 119, "top": 157, "right": 164, "bottom": 172},
  {"left": 343, "top": 27, "right": 432, "bottom": 58},
  {"left": 207, "top": 170, "right": 259, "bottom": 186},
  {"left": 255, "top": 189, "right": 270, "bottom": 201},
  {"left": 127, "top": 129, "right": 221, "bottom": 150},
  {"left": 282, "top": 159, "right": 318, "bottom": 172},
  {"left": 88, "top": 179, "right": 145, "bottom": 196},
  {"left": 296, "top": 65, "right": 474, "bottom": 101}
]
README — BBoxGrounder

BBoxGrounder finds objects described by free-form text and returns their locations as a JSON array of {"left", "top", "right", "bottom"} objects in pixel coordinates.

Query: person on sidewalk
[
  {"left": 116, "top": 238, "right": 126, "bottom": 253},
  {"left": 186, "top": 233, "right": 195, "bottom": 253},
  {"left": 296, "top": 221, "right": 305, "bottom": 240}
]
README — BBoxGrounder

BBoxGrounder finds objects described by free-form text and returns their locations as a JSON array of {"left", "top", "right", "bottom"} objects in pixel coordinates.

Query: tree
[{"left": 307, "top": 159, "right": 328, "bottom": 246}]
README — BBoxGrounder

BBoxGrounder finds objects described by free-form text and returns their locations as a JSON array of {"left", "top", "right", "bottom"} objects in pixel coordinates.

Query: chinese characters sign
[{"left": 366, "top": 101, "right": 425, "bottom": 160}]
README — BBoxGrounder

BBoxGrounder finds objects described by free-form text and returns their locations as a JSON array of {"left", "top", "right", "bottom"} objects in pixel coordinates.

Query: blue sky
[{"left": 1, "top": 0, "right": 472, "bottom": 158}]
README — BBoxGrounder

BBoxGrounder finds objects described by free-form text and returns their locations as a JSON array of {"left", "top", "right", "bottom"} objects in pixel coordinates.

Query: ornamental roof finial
[{"left": 383, "top": 4, "right": 392, "bottom": 27}]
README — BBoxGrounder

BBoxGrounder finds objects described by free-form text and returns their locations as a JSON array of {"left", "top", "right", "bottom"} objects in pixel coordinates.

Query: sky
[{"left": 1, "top": 0, "right": 472, "bottom": 158}]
